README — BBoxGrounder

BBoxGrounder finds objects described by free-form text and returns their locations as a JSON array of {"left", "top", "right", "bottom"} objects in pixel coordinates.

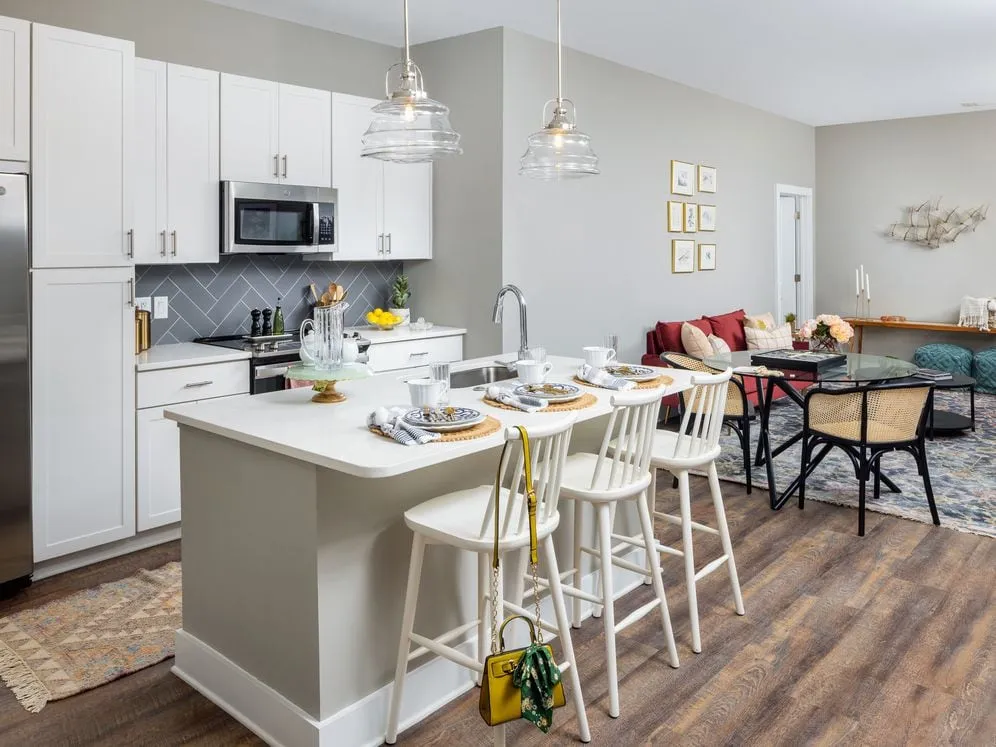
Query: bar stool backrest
[
  {"left": 673, "top": 369, "right": 733, "bottom": 460},
  {"left": 587, "top": 389, "right": 663, "bottom": 492}
]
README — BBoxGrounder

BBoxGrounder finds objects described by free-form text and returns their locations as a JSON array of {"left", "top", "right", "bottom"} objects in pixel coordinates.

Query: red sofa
[{"left": 642, "top": 308, "right": 809, "bottom": 410}]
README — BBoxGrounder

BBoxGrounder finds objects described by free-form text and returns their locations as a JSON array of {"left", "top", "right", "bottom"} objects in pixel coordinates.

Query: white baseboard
[
  {"left": 33, "top": 525, "right": 181, "bottom": 581},
  {"left": 174, "top": 551, "right": 649, "bottom": 747}
]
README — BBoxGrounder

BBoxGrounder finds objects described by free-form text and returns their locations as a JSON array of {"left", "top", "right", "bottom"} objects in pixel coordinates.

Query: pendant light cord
[
  {"left": 556, "top": 0, "right": 563, "bottom": 105},
  {"left": 403, "top": 0, "right": 412, "bottom": 70}
]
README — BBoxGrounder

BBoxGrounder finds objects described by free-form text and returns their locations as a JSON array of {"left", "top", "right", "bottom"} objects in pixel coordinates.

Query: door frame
[{"left": 774, "top": 184, "right": 814, "bottom": 323}]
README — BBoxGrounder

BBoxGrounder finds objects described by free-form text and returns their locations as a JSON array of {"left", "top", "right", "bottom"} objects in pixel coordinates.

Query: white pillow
[
  {"left": 680, "top": 322, "right": 713, "bottom": 359},
  {"left": 745, "top": 322, "right": 793, "bottom": 351},
  {"left": 708, "top": 334, "right": 731, "bottom": 355},
  {"left": 744, "top": 312, "right": 776, "bottom": 330}
]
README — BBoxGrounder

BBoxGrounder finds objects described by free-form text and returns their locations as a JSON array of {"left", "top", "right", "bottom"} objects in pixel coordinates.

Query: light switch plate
[
  {"left": 153, "top": 296, "right": 169, "bottom": 320},
  {"left": 136, "top": 297, "right": 152, "bottom": 312}
]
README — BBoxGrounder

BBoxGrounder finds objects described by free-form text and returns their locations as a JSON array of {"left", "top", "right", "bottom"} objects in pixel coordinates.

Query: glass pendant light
[
  {"left": 519, "top": 0, "right": 599, "bottom": 179},
  {"left": 361, "top": 0, "right": 462, "bottom": 163}
]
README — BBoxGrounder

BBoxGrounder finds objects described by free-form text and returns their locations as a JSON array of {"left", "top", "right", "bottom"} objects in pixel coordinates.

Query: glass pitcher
[{"left": 300, "top": 302, "right": 347, "bottom": 370}]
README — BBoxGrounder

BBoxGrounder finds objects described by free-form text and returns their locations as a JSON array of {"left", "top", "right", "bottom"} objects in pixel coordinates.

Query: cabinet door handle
[
  {"left": 127, "top": 229, "right": 134, "bottom": 258},
  {"left": 377, "top": 234, "right": 384, "bottom": 255},
  {"left": 282, "top": 155, "right": 288, "bottom": 179},
  {"left": 274, "top": 154, "right": 280, "bottom": 178},
  {"left": 127, "top": 278, "right": 135, "bottom": 307},
  {"left": 409, "top": 351, "right": 430, "bottom": 360},
  {"left": 171, "top": 230, "right": 178, "bottom": 257},
  {"left": 387, "top": 233, "right": 392, "bottom": 255},
  {"left": 160, "top": 230, "right": 167, "bottom": 257},
  {"left": 183, "top": 380, "right": 214, "bottom": 389}
]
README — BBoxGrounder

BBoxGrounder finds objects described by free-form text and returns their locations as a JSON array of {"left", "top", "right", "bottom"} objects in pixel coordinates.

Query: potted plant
[
  {"left": 784, "top": 312, "right": 797, "bottom": 332},
  {"left": 388, "top": 274, "right": 411, "bottom": 326}
]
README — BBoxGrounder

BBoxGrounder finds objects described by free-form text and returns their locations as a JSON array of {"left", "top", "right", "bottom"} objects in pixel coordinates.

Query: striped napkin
[
  {"left": 486, "top": 386, "right": 548, "bottom": 413},
  {"left": 367, "top": 407, "right": 440, "bottom": 446},
  {"left": 576, "top": 363, "right": 636, "bottom": 391}
]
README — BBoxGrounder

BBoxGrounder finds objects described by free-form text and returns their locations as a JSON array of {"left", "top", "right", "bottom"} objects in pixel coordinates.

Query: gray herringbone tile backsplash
[{"left": 137, "top": 256, "right": 402, "bottom": 345}]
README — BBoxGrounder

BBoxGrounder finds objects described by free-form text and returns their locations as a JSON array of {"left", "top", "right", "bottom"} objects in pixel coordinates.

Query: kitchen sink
[{"left": 450, "top": 365, "right": 516, "bottom": 389}]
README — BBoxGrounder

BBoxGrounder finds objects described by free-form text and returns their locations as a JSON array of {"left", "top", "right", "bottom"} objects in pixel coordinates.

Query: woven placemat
[
  {"left": 369, "top": 415, "right": 502, "bottom": 444},
  {"left": 573, "top": 375, "right": 673, "bottom": 391},
  {"left": 483, "top": 392, "right": 598, "bottom": 413}
]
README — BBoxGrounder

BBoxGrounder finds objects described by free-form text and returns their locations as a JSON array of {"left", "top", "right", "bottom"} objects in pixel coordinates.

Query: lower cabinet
[{"left": 365, "top": 335, "right": 464, "bottom": 373}]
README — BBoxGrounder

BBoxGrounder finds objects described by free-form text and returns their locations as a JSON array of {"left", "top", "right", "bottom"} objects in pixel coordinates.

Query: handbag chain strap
[{"left": 490, "top": 426, "right": 544, "bottom": 655}]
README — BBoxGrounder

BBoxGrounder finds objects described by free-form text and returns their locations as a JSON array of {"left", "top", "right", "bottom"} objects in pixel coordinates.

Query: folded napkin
[
  {"left": 576, "top": 364, "right": 635, "bottom": 391},
  {"left": 732, "top": 365, "right": 784, "bottom": 377},
  {"left": 486, "top": 385, "right": 548, "bottom": 413},
  {"left": 367, "top": 406, "right": 440, "bottom": 446}
]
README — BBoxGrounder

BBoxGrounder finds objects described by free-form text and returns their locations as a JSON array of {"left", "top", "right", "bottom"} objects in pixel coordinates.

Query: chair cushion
[
  {"left": 973, "top": 347, "right": 996, "bottom": 394},
  {"left": 745, "top": 322, "right": 793, "bottom": 350},
  {"left": 656, "top": 318, "right": 710, "bottom": 353},
  {"left": 705, "top": 309, "right": 747, "bottom": 350},
  {"left": 914, "top": 343, "right": 972, "bottom": 376},
  {"left": 681, "top": 322, "right": 713, "bottom": 358}
]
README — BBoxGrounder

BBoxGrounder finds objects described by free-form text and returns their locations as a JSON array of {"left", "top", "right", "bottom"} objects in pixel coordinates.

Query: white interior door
[
  {"left": 331, "top": 95, "right": 382, "bottom": 260},
  {"left": 133, "top": 58, "right": 168, "bottom": 264},
  {"left": 220, "top": 73, "right": 279, "bottom": 184},
  {"left": 778, "top": 194, "right": 800, "bottom": 321},
  {"left": 278, "top": 83, "right": 331, "bottom": 188},
  {"left": 0, "top": 15, "right": 30, "bottom": 162}
]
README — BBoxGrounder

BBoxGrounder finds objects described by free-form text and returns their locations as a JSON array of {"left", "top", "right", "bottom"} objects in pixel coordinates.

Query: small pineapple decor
[{"left": 388, "top": 274, "right": 411, "bottom": 326}]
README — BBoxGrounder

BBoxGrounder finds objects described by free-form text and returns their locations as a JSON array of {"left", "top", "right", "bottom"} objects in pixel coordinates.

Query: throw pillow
[
  {"left": 744, "top": 312, "right": 776, "bottom": 331},
  {"left": 681, "top": 322, "right": 713, "bottom": 359},
  {"left": 745, "top": 322, "right": 793, "bottom": 351},
  {"left": 708, "top": 334, "right": 731, "bottom": 355},
  {"left": 705, "top": 309, "right": 747, "bottom": 350}
]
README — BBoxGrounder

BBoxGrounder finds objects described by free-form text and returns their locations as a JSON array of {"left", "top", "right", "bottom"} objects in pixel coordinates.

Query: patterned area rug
[
  {"left": 709, "top": 391, "right": 996, "bottom": 538},
  {"left": 0, "top": 562, "right": 180, "bottom": 712}
]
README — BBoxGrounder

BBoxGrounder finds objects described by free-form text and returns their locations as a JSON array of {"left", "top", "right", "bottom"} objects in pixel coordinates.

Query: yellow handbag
[{"left": 479, "top": 426, "right": 566, "bottom": 731}]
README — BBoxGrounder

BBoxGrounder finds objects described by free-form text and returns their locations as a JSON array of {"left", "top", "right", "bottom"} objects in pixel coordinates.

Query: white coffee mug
[
  {"left": 583, "top": 346, "right": 617, "bottom": 368},
  {"left": 408, "top": 378, "right": 447, "bottom": 408},
  {"left": 516, "top": 359, "right": 553, "bottom": 385}
]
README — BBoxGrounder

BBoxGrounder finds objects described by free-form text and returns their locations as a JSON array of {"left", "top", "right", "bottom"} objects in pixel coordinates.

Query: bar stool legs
[
  {"left": 595, "top": 503, "right": 620, "bottom": 718},
  {"left": 386, "top": 534, "right": 426, "bottom": 745}
]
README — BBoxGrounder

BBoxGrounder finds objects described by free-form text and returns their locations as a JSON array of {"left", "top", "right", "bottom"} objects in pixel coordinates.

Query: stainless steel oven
[
  {"left": 222, "top": 181, "right": 337, "bottom": 255},
  {"left": 253, "top": 361, "right": 293, "bottom": 395}
]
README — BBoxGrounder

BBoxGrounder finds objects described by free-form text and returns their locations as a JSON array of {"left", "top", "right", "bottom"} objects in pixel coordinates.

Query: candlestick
[
  {"left": 859, "top": 264, "right": 865, "bottom": 291},
  {"left": 855, "top": 268, "right": 860, "bottom": 296},
  {"left": 866, "top": 275, "right": 870, "bottom": 302}
]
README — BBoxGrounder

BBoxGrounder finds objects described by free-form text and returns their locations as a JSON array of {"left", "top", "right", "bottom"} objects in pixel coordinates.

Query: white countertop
[
  {"left": 136, "top": 343, "right": 252, "bottom": 372},
  {"left": 347, "top": 324, "right": 467, "bottom": 345},
  {"left": 164, "top": 355, "right": 693, "bottom": 479}
]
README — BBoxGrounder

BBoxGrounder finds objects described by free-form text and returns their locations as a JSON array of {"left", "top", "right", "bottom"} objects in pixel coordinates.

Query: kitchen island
[{"left": 165, "top": 355, "right": 693, "bottom": 747}]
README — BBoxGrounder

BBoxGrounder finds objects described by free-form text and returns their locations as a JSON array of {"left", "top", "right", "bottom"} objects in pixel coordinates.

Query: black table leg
[
  {"left": 753, "top": 375, "right": 767, "bottom": 467},
  {"left": 760, "top": 378, "right": 780, "bottom": 510},
  {"left": 971, "top": 385, "right": 976, "bottom": 432}
]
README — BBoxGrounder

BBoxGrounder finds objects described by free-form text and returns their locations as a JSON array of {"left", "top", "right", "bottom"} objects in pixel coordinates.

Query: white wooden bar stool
[
  {"left": 549, "top": 389, "right": 680, "bottom": 719},
  {"left": 623, "top": 368, "right": 745, "bottom": 654},
  {"left": 384, "top": 417, "right": 591, "bottom": 745}
]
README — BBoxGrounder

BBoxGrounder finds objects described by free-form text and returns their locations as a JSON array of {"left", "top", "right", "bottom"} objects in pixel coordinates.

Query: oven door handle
[{"left": 255, "top": 364, "right": 290, "bottom": 380}]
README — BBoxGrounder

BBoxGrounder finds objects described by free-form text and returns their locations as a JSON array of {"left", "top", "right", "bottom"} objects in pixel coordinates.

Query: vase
[
  {"left": 810, "top": 336, "right": 839, "bottom": 353},
  {"left": 300, "top": 302, "right": 347, "bottom": 370}
]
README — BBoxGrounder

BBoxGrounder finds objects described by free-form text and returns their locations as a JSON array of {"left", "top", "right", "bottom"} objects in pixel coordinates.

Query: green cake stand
[{"left": 285, "top": 363, "right": 372, "bottom": 404}]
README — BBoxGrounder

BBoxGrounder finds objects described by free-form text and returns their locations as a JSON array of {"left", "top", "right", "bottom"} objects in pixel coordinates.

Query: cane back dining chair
[{"left": 799, "top": 384, "right": 940, "bottom": 536}]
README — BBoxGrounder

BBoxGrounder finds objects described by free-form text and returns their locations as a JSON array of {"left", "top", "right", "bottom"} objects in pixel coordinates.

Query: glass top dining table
[{"left": 698, "top": 350, "right": 920, "bottom": 510}]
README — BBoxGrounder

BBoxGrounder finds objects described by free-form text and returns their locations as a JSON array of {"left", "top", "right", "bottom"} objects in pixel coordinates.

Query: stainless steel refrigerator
[{"left": 0, "top": 172, "right": 31, "bottom": 589}]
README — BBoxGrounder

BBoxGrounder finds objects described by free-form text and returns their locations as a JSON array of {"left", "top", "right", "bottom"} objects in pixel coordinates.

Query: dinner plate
[
  {"left": 404, "top": 406, "right": 485, "bottom": 432},
  {"left": 513, "top": 382, "right": 583, "bottom": 403},
  {"left": 603, "top": 363, "right": 659, "bottom": 382}
]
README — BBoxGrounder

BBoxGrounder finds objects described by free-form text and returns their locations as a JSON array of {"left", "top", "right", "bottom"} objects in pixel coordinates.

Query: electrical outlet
[
  {"left": 153, "top": 296, "right": 169, "bottom": 320},
  {"left": 136, "top": 296, "right": 152, "bottom": 312}
]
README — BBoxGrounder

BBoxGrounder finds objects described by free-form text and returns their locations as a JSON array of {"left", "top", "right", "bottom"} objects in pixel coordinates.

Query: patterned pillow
[
  {"left": 708, "top": 334, "right": 731, "bottom": 355},
  {"left": 744, "top": 312, "right": 776, "bottom": 330},
  {"left": 681, "top": 322, "right": 713, "bottom": 359},
  {"left": 745, "top": 322, "right": 793, "bottom": 350}
]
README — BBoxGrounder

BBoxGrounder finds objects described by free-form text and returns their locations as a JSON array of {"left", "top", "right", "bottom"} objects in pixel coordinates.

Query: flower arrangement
[{"left": 798, "top": 314, "right": 854, "bottom": 351}]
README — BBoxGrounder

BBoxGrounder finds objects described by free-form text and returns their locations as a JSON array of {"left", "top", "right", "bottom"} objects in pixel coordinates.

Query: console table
[{"left": 845, "top": 318, "right": 996, "bottom": 353}]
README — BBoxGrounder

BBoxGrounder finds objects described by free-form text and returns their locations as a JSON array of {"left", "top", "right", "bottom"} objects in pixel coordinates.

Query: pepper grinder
[
  {"left": 261, "top": 308, "right": 273, "bottom": 336},
  {"left": 250, "top": 309, "right": 262, "bottom": 337}
]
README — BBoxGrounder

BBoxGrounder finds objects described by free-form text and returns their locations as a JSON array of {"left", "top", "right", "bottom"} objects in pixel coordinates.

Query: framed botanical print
[
  {"left": 672, "top": 239, "right": 695, "bottom": 273},
  {"left": 698, "top": 204, "right": 716, "bottom": 232},
  {"left": 684, "top": 203, "right": 697, "bottom": 232},
  {"left": 698, "top": 243, "right": 717, "bottom": 271},
  {"left": 671, "top": 160, "right": 695, "bottom": 196},
  {"left": 698, "top": 165, "right": 717, "bottom": 193},
  {"left": 667, "top": 201, "right": 684, "bottom": 232}
]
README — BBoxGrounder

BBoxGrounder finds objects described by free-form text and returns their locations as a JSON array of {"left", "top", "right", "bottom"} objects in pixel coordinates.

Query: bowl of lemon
[{"left": 366, "top": 308, "right": 403, "bottom": 330}]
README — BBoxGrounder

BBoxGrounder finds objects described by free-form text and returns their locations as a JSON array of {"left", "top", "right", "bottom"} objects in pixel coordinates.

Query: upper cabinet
[
  {"left": 134, "top": 58, "right": 219, "bottom": 265},
  {"left": 330, "top": 94, "right": 432, "bottom": 261},
  {"left": 32, "top": 25, "right": 134, "bottom": 268},
  {"left": 220, "top": 74, "right": 331, "bottom": 188},
  {"left": 0, "top": 15, "right": 30, "bottom": 162}
]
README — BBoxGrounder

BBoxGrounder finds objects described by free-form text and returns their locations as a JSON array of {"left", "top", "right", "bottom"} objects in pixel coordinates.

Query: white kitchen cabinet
[
  {"left": 32, "top": 25, "right": 134, "bottom": 268},
  {"left": 330, "top": 93, "right": 433, "bottom": 261},
  {"left": 365, "top": 334, "right": 463, "bottom": 373},
  {"left": 32, "top": 267, "right": 137, "bottom": 561},
  {"left": 221, "top": 74, "right": 331, "bottom": 187},
  {"left": 135, "top": 59, "right": 220, "bottom": 265},
  {"left": 0, "top": 15, "right": 30, "bottom": 162}
]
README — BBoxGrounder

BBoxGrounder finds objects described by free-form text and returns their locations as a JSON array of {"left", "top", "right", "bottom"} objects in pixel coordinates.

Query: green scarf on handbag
[{"left": 512, "top": 640, "right": 563, "bottom": 732}]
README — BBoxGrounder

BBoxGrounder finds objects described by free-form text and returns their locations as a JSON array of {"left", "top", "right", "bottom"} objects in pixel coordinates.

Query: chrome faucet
[{"left": 492, "top": 284, "right": 530, "bottom": 361}]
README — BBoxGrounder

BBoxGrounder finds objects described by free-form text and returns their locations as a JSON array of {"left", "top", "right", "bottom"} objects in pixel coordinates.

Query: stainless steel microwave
[{"left": 222, "top": 181, "right": 337, "bottom": 254}]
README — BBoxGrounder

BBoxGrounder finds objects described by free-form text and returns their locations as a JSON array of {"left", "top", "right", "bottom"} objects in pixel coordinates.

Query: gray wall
[
  {"left": 500, "top": 30, "right": 816, "bottom": 361},
  {"left": 816, "top": 111, "right": 996, "bottom": 359},
  {"left": 405, "top": 29, "right": 505, "bottom": 359}
]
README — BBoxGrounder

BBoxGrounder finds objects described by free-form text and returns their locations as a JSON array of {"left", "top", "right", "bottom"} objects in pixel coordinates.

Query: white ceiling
[{"left": 206, "top": 0, "right": 996, "bottom": 126}]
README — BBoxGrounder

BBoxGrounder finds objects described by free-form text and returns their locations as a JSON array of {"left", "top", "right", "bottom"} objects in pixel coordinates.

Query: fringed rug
[
  {"left": 709, "top": 391, "right": 996, "bottom": 538},
  {"left": 0, "top": 562, "right": 181, "bottom": 712}
]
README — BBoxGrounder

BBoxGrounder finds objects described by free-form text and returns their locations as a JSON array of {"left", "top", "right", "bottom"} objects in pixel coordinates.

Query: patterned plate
[
  {"left": 404, "top": 406, "right": 486, "bottom": 432},
  {"left": 514, "top": 382, "right": 583, "bottom": 403},
  {"left": 603, "top": 363, "right": 659, "bottom": 382}
]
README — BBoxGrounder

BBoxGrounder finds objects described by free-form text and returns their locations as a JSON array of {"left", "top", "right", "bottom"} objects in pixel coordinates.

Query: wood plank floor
[{"left": 0, "top": 478, "right": 993, "bottom": 746}]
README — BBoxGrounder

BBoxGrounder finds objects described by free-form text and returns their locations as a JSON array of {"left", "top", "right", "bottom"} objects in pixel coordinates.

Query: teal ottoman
[
  {"left": 914, "top": 343, "right": 973, "bottom": 376},
  {"left": 973, "top": 348, "right": 996, "bottom": 394}
]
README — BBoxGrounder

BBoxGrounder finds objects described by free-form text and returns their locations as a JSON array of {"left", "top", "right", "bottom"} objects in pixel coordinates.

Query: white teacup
[
  {"left": 516, "top": 359, "right": 553, "bottom": 385},
  {"left": 408, "top": 378, "right": 447, "bottom": 408},
  {"left": 583, "top": 346, "right": 617, "bottom": 368}
]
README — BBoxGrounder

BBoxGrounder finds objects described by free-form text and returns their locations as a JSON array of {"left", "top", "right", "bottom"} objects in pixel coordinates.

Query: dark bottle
[
  {"left": 250, "top": 309, "right": 262, "bottom": 337},
  {"left": 261, "top": 308, "right": 273, "bottom": 336},
  {"left": 273, "top": 297, "right": 285, "bottom": 335}
]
